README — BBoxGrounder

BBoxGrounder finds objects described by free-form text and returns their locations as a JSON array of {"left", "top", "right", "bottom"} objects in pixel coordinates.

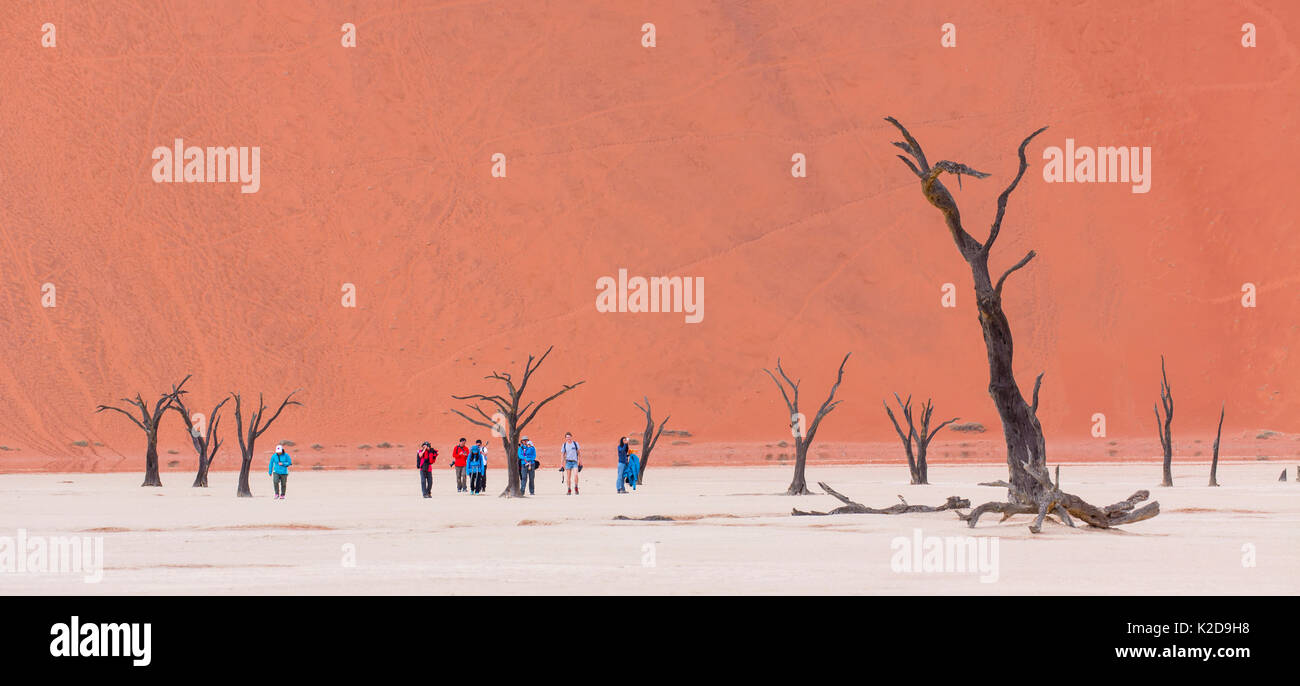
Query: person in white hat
[{"left": 268, "top": 444, "right": 293, "bottom": 500}]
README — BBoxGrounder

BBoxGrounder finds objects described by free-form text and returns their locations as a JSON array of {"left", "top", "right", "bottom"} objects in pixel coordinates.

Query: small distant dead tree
[
  {"left": 169, "top": 387, "right": 229, "bottom": 488},
  {"left": 887, "top": 117, "right": 1159, "bottom": 531},
  {"left": 883, "top": 393, "right": 958, "bottom": 485},
  {"left": 1208, "top": 403, "right": 1224, "bottom": 487},
  {"left": 231, "top": 390, "right": 301, "bottom": 497},
  {"left": 1154, "top": 355, "right": 1174, "bottom": 487},
  {"left": 793, "top": 483, "right": 969, "bottom": 516},
  {"left": 633, "top": 396, "right": 669, "bottom": 484},
  {"left": 96, "top": 375, "right": 190, "bottom": 487},
  {"left": 763, "top": 353, "right": 850, "bottom": 495},
  {"left": 451, "top": 346, "right": 584, "bottom": 498}
]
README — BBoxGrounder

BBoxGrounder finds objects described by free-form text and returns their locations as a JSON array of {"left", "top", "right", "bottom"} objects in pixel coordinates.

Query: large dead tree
[
  {"left": 884, "top": 393, "right": 958, "bottom": 485},
  {"left": 886, "top": 117, "right": 1158, "bottom": 531},
  {"left": 1154, "top": 355, "right": 1174, "bottom": 486},
  {"left": 230, "top": 390, "right": 301, "bottom": 497},
  {"left": 451, "top": 346, "right": 584, "bottom": 498},
  {"left": 1208, "top": 403, "right": 1224, "bottom": 487},
  {"left": 96, "top": 375, "right": 190, "bottom": 487},
  {"left": 763, "top": 353, "right": 850, "bottom": 495},
  {"left": 169, "top": 386, "right": 229, "bottom": 488},
  {"left": 633, "top": 396, "right": 669, "bottom": 484}
]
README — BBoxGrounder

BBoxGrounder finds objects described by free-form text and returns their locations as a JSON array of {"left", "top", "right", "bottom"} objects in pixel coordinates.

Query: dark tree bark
[
  {"left": 883, "top": 393, "right": 958, "bottom": 485},
  {"left": 793, "top": 483, "right": 969, "bottom": 516},
  {"left": 763, "top": 353, "right": 850, "bottom": 495},
  {"left": 1208, "top": 403, "right": 1224, "bottom": 487},
  {"left": 887, "top": 117, "right": 1049, "bottom": 500},
  {"left": 96, "top": 375, "right": 190, "bottom": 487},
  {"left": 169, "top": 388, "right": 229, "bottom": 488},
  {"left": 450, "top": 346, "right": 584, "bottom": 498},
  {"left": 231, "top": 390, "right": 301, "bottom": 497},
  {"left": 886, "top": 117, "right": 1159, "bottom": 531},
  {"left": 1154, "top": 355, "right": 1174, "bottom": 487},
  {"left": 633, "top": 396, "right": 669, "bottom": 484}
]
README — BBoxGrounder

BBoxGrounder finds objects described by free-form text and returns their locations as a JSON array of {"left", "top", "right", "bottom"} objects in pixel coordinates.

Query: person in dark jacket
[
  {"left": 416, "top": 442, "right": 438, "bottom": 497},
  {"left": 617, "top": 437, "right": 630, "bottom": 494}
]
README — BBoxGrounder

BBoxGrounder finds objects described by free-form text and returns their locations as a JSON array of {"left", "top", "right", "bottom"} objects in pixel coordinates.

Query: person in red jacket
[
  {"left": 451, "top": 438, "right": 470, "bottom": 493},
  {"left": 416, "top": 442, "right": 438, "bottom": 498}
]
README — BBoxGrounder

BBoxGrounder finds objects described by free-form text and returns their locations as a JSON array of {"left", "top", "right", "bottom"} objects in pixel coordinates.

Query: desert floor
[{"left": 0, "top": 462, "right": 1295, "bottom": 595}]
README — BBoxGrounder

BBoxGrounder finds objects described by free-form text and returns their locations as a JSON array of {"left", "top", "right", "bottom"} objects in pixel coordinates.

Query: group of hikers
[
  {"left": 415, "top": 438, "right": 489, "bottom": 496},
  {"left": 265, "top": 433, "right": 643, "bottom": 498},
  {"left": 412, "top": 432, "right": 642, "bottom": 496}
]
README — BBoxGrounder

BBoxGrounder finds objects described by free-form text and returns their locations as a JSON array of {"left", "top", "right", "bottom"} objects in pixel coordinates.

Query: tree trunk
[
  {"left": 193, "top": 457, "right": 210, "bottom": 488},
  {"left": 1208, "top": 405, "right": 1224, "bottom": 487},
  {"left": 786, "top": 440, "right": 811, "bottom": 495},
  {"left": 499, "top": 435, "right": 522, "bottom": 498},
  {"left": 142, "top": 435, "right": 163, "bottom": 487},
  {"left": 237, "top": 454, "right": 253, "bottom": 497},
  {"left": 1161, "top": 446, "right": 1173, "bottom": 487},
  {"left": 974, "top": 268, "right": 1047, "bottom": 502},
  {"left": 915, "top": 441, "right": 930, "bottom": 485}
]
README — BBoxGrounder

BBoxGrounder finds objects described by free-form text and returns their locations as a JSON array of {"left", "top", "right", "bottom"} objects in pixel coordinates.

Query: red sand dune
[{"left": 0, "top": 1, "right": 1296, "bottom": 472}]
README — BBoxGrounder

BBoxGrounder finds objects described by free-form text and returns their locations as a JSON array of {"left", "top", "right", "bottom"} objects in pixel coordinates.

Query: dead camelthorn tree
[
  {"left": 1208, "top": 403, "right": 1225, "bottom": 487},
  {"left": 450, "top": 346, "right": 584, "bottom": 498},
  {"left": 230, "top": 390, "right": 301, "bottom": 497},
  {"left": 169, "top": 386, "right": 229, "bottom": 488},
  {"left": 763, "top": 353, "right": 850, "bottom": 495},
  {"left": 1154, "top": 355, "right": 1174, "bottom": 486},
  {"left": 96, "top": 375, "right": 190, "bottom": 487},
  {"left": 886, "top": 117, "right": 1158, "bottom": 531},
  {"left": 883, "top": 393, "right": 959, "bottom": 485},
  {"left": 633, "top": 396, "right": 669, "bottom": 484}
]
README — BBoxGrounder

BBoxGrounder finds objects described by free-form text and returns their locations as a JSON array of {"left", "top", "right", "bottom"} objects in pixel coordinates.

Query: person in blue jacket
[
  {"left": 624, "top": 452, "right": 640, "bottom": 491},
  {"left": 269, "top": 444, "right": 292, "bottom": 500},
  {"left": 617, "top": 437, "right": 630, "bottom": 494},
  {"left": 467, "top": 439, "right": 487, "bottom": 494},
  {"left": 517, "top": 437, "right": 538, "bottom": 495}
]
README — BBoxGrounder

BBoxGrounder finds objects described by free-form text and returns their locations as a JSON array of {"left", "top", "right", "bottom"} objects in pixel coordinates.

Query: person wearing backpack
[
  {"left": 467, "top": 439, "right": 487, "bottom": 494},
  {"left": 559, "top": 432, "right": 582, "bottom": 495},
  {"left": 517, "top": 437, "right": 538, "bottom": 496},
  {"left": 416, "top": 442, "right": 438, "bottom": 497},
  {"left": 268, "top": 444, "right": 293, "bottom": 500}
]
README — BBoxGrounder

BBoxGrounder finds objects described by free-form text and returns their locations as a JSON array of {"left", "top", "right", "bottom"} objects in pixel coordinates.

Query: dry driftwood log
[
  {"left": 958, "top": 453, "right": 1160, "bottom": 533},
  {"left": 791, "top": 482, "right": 969, "bottom": 516}
]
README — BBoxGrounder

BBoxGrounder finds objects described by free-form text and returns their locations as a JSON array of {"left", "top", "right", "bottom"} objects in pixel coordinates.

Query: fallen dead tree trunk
[
  {"left": 959, "top": 454, "right": 1160, "bottom": 533},
  {"left": 792, "top": 482, "right": 969, "bottom": 516}
]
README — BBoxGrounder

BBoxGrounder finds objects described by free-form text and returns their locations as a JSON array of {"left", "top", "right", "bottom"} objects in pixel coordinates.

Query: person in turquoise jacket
[
  {"left": 517, "top": 437, "right": 537, "bottom": 496},
  {"left": 269, "top": 444, "right": 292, "bottom": 500}
]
